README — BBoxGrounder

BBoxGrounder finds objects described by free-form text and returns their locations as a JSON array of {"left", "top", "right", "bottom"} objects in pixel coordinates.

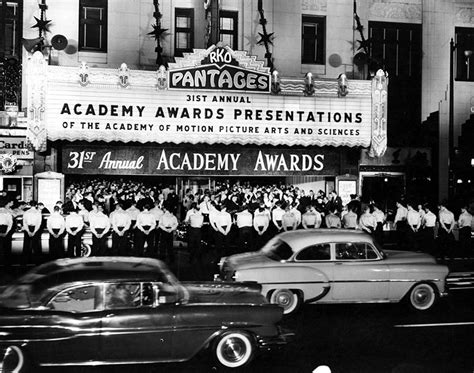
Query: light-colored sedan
[{"left": 216, "top": 229, "right": 449, "bottom": 315}]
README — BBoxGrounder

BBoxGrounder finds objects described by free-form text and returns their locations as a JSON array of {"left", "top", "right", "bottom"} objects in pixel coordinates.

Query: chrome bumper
[{"left": 257, "top": 330, "right": 295, "bottom": 350}]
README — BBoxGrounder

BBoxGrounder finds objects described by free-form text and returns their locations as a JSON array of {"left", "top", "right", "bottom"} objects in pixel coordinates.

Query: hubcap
[
  {"left": 222, "top": 337, "right": 246, "bottom": 363},
  {"left": 414, "top": 287, "right": 431, "bottom": 307},
  {"left": 277, "top": 292, "right": 293, "bottom": 308}
]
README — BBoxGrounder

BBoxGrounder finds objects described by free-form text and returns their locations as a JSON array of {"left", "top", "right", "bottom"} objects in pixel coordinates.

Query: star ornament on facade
[
  {"left": 357, "top": 38, "right": 370, "bottom": 51},
  {"left": 31, "top": 16, "right": 52, "bottom": 33},
  {"left": 148, "top": 24, "right": 168, "bottom": 40},
  {"left": 257, "top": 32, "right": 274, "bottom": 45}
]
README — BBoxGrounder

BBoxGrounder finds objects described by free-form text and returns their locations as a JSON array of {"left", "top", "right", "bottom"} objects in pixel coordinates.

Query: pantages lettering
[{"left": 169, "top": 47, "right": 270, "bottom": 92}]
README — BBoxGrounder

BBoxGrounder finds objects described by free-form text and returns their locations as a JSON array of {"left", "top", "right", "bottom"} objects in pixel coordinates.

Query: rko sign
[{"left": 168, "top": 45, "right": 271, "bottom": 93}]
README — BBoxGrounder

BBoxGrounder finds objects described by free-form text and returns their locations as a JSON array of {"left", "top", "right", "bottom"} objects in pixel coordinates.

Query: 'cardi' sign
[{"left": 168, "top": 45, "right": 271, "bottom": 93}]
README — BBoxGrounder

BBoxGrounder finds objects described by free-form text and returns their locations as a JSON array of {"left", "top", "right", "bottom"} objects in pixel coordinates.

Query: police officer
[
  {"left": 0, "top": 199, "right": 14, "bottom": 265},
  {"left": 184, "top": 202, "right": 204, "bottom": 263},
  {"left": 46, "top": 205, "right": 66, "bottom": 259},
  {"left": 158, "top": 202, "right": 179, "bottom": 263},
  {"left": 89, "top": 203, "right": 111, "bottom": 256},
  {"left": 135, "top": 204, "right": 156, "bottom": 257},
  {"left": 235, "top": 204, "right": 254, "bottom": 251},
  {"left": 22, "top": 201, "right": 43, "bottom": 265},
  {"left": 66, "top": 208, "right": 85, "bottom": 257},
  {"left": 110, "top": 202, "right": 131, "bottom": 256},
  {"left": 253, "top": 202, "right": 271, "bottom": 250}
]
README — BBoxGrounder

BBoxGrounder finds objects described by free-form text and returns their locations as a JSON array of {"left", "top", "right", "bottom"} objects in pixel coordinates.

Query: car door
[
  {"left": 33, "top": 284, "right": 103, "bottom": 365},
  {"left": 99, "top": 282, "right": 175, "bottom": 363},
  {"left": 331, "top": 242, "right": 390, "bottom": 301}
]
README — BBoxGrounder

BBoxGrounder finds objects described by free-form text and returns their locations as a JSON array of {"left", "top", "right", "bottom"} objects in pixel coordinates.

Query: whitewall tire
[
  {"left": 270, "top": 289, "right": 301, "bottom": 315},
  {"left": 215, "top": 332, "right": 254, "bottom": 369},
  {"left": 1, "top": 345, "right": 25, "bottom": 373},
  {"left": 409, "top": 283, "right": 437, "bottom": 311}
]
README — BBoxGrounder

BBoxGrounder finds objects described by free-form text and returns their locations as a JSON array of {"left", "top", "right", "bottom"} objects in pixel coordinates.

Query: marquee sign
[
  {"left": 26, "top": 47, "right": 387, "bottom": 154},
  {"left": 61, "top": 145, "right": 344, "bottom": 176},
  {"left": 169, "top": 45, "right": 271, "bottom": 92}
]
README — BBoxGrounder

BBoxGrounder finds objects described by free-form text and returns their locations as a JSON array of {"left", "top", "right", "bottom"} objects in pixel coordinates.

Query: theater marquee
[
  {"left": 26, "top": 45, "right": 387, "bottom": 155},
  {"left": 62, "top": 145, "right": 342, "bottom": 176}
]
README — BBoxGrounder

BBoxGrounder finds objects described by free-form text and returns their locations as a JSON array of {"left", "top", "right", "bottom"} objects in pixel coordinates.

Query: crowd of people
[{"left": 0, "top": 178, "right": 472, "bottom": 267}]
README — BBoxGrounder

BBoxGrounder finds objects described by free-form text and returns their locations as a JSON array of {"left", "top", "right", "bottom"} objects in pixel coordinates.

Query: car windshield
[{"left": 261, "top": 238, "right": 294, "bottom": 261}]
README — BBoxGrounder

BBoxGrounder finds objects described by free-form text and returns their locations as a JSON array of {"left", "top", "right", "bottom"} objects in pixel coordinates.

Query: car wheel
[
  {"left": 408, "top": 283, "right": 437, "bottom": 311},
  {"left": 80, "top": 243, "right": 92, "bottom": 257},
  {"left": 270, "top": 289, "right": 301, "bottom": 315},
  {"left": 1, "top": 345, "right": 27, "bottom": 372},
  {"left": 214, "top": 332, "right": 254, "bottom": 369}
]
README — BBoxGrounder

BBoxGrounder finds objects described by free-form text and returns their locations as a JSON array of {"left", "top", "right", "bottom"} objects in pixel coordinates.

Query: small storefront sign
[
  {"left": 62, "top": 145, "right": 344, "bottom": 176},
  {"left": 0, "top": 136, "right": 34, "bottom": 159}
]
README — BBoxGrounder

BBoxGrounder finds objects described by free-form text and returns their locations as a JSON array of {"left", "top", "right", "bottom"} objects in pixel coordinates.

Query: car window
[
  {"left": 335, "top": 242, "right": 379, "bottom": 260},
  {"left": 49, "top": 285, "right": 100, "bottom": 313},
  {"left": 105, "top": 283, "right": 154, "bottom": 309},
  {"left": 296, "top": 244, "right": 331, "bottom": 261},
  {"left": 262, "top": 239, "right": 294, "bottom": 261}
]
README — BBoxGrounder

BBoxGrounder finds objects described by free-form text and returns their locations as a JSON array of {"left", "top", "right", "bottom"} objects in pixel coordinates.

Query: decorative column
[
  {"left": 26, "top": 51, "right": 48, "bottom": 152},
  {"left": 368, "top": 69, "right": 388, "bottom": 158}
]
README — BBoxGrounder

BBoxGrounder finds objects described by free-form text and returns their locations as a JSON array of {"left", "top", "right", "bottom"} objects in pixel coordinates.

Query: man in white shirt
[
  {"left": 158, "top": 202, "right": 179, "bottom": 263},
  {"left": 359, "top": 205, "right": 377, "bottom": 235},
  {"left": 422, "top": 203, "right": 437, "bottom": 254},
  {"left": 394, "top": 200, "right": 408, "bottom": 249},
  {"left": 406, "top": 202, "right": 422, "bottom": 251},
  {"left": 0, "top": 199, "right": 14, "bottom": 265},
  {"left": 458, "top": 205, "right": 473, "bottom": 255},
  {"left": 66, "top": 207, "right": 85, "bottom": 257},
  {"left": 135, "top": 204, "right": 156, "bottom": 257},
  {"left": 184, "top": 202, "right": 204, "bottom": 263},
  {"left": 47, "top": 205, "right": 66, "bottom": 259},
  {"left": 212, "top": 203, "right": 232, "bottom": 258},
  {"left": 89, "top": 203, "right": 111, "bottom": 256},
  {"left": 150, "top": 200, "right": 164, "bottom": 258},
  {"left": 271, "top": 201, "right": 285, "bottom": 236},
  {"left": 253, "top": 202, "right": 271, "bottom": 250},
  {"left": 22, "top": 200, "right": 43, "bottom": 265},
  {"left": 301, "top": 205, "right": 321, "bottom": 229},
  {"left": 372, "top": 204, "right": 386, "bottom": 245},
  {"left": 438, "top": 201, "right": 456, "bottom": 259},
  {"left": 235, "top": 205, "right": 254, "bottom": 252},
  {"left": 110, "top": 202, "right": 132, "bottom": 256}
]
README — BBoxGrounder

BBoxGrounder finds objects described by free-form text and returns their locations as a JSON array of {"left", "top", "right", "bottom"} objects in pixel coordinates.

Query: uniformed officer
[
  {"left": 158, "top": 202, "right": 179, "bottom": 263},
  {"left": 46, "top": 205, "right": 66, "bottom": 259},
  {"left": 253, "top": 202, "right": 271, "bottom": 250},
  {"left": 184, "top": 202, "right": 204, "bottom": 263},
  {"left": 89, "top": 203, "right": 111, "bottom": 256},
  {"left": 211, "top": 204, "right": 232, "bottom": 257},
  {"left": 65, "top": 208, "right": 85, "bottom": 257},
  {"left": 235, "top": 205, "right": 254, "bottom": 251},
  {"left": 301, "top": 205, "right": 321, "bottom": 229},
  {"left": 110, "top": 202, "right": 132, "bottom": 256},
  {"left": 359, "top": 205, "right": 377, "bottom": 235},
  {"left": 135, "top": 204, "right": 156, "bottom": 257},
  {"left": 22, "top": 201, "right": 43, "bottom": 264},
  {"left": 0, "top": 199, "right": 14, "bottom": 265}
]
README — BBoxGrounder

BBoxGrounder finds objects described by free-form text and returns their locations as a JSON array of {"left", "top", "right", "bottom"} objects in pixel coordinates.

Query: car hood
[
  {"left": 181, "top": 281, "right": 268, "bottom": 305},
  {"left": 383, "top": 249, "right": 437, "bottom": 264}
]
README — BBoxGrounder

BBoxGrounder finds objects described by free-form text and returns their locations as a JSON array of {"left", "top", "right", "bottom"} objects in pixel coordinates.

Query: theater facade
[{"left": 25, "top": 45, "right": 387, "bottom": 207}]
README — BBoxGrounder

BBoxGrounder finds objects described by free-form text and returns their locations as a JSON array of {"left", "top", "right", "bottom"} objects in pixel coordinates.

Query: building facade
[{"left": 0, "top": 0, "right": 473, "bottom": 209}]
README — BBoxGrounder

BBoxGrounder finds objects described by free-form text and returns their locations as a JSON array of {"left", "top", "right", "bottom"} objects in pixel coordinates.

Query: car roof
[
  {"left": 276, "top": 229, "right": 376, "bottom": 252},
  {"left": 18, "top": 257, "right": 176, "bottom": 290}
]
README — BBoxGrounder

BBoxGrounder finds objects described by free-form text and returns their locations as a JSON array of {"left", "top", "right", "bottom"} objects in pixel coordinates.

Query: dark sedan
[{"left": 0, "top": 257, "right": 292, "bottom": 371}]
